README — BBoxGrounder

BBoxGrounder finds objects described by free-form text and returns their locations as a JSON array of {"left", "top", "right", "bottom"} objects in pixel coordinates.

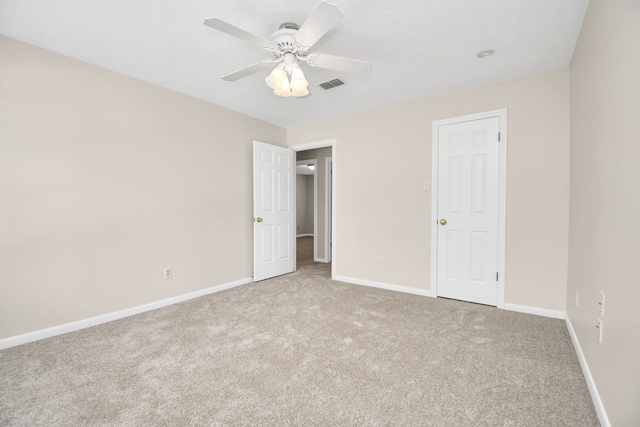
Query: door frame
[
  {"left": 430, "top": 109, "right": 507, "bottom": 308},
  {"left": 290, "top": 139, "right": 336, "bottom": 279},
  {"left": 324, "top": 157, "right": 333, "bottom": 263}
]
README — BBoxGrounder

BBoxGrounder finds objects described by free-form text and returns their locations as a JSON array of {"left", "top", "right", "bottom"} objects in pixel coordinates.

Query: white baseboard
[
  {"left": 332, "top": 280, "right": 563, "bottom": 317},
  {"left": 333, "top": 275, "right": 434, "bottom": 298},
  {"left": 565, "top": 315, "right": 610, "bottom": 427},
  {"left": 503, "top": 302, "right": 566, "bottom": 319},
  {"left": 296, "top": 233, "right": 314, "bottom": 238},
  {"left": 0, "top": 277, "right": 253, "bottom": 350}
]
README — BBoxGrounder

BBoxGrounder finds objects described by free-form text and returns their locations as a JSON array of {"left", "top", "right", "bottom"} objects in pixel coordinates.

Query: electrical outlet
[
  {"left": 423, "top": 181, "right": 430, "bottom": 192},
  {"left": 599, "top": 291, "right": 605, "bottom": 317},
  {"left": 596, "top": 319, "right": 603, "bottom": 343},
  {"left": 164, "top": 267, "right": 172, "bottom": 279},
  {"left": 376, "top": 257, "right": 382, "bottom": 266}
]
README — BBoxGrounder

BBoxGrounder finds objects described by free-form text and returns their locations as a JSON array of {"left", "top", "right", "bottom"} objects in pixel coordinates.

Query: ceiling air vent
[{"left": 319, "top": 79, "right": 345, "bottom": 90}]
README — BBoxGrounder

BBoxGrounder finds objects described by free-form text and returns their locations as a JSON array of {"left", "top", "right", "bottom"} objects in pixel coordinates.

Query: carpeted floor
[{"left": 0, "top": 237, "right": 599, "bottom": 426}]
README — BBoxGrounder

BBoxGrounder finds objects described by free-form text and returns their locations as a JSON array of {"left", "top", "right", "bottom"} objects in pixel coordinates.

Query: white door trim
[
  {"left": 290, "top": 139, "right": 336, "bottom": 279},
  {"left": 324, "top": 157, "right": 333, "bottom": 263},
  {"left": 430, "top": 109, "right": 507, "bottom": 308}
]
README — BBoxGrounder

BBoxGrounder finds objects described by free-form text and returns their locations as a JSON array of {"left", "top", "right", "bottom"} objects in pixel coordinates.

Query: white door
[
  {"left": 253, "top": 141, "right": 295, "bottom": 281},
  {"left": 436, "top": 117, "right": 500, "bottom": 305}
]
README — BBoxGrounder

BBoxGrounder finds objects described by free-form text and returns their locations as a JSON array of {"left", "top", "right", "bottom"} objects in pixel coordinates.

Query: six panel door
[
  {"left": 436, "top": 117, "right": 500, "bottom": 306},
  {"left": 253, "top": 141, "right": 295, "bottom": 281}
]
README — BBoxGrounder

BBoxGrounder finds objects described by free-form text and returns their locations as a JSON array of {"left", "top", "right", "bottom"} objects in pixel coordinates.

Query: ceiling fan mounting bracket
[{"left": 279, "top": 23, "right": 300, "bottom": 31}]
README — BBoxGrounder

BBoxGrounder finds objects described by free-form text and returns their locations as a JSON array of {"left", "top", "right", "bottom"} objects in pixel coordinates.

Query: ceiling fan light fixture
[{"left": 266, "top": 63, "right": 309, "bottom": 97}]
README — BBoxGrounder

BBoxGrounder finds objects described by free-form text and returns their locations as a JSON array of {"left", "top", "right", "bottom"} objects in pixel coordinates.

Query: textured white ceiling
[{"left": 0, "top": 0, "right": 589, "bottom": 128}]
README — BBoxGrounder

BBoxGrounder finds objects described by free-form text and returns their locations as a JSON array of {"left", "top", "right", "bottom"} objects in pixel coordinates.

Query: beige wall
[
  {"left": 567, "top": 0, "right": 640, "bottom": 425},
  {"left": 0, "top": 36, "right": 572, "bottom": 335},
  {"left": 288, "top": 68, "right": 571, "bottom": 311},
  {"left": 0, "top": 37, "right": 286, "bottom": 339}
]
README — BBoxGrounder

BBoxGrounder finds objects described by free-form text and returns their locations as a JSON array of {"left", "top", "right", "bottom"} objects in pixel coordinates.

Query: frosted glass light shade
[
  {"left": 290, "top": 67, "right": 309, "bottom": 97},
  {"left": 266, "top": 64, "right": 310, "bottom": 97},
  {"left": 274, "top": 77, "right": 291, "bottom": 97},
  {"left": 291, "top": 86, "right": 309, "bottom": 97},
  {"left": 265, "top": 67, "right": 287, "bottom": 90},
  {"left": 289, "top": 67, "right": 308, "bottom": 92},
  {"left": 290, "top": 80, "right": 308, "bottom": 91},
  {"left": 290, "top": 67, "right": 306, "bottom": 82}
]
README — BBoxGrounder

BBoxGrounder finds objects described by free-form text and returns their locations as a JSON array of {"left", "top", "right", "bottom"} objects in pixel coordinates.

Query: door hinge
[
  {"left": 498, "top": 132, "right": 501, "bottom": 142},
  {"left": 496, "top": 272, "right": 499, "bottom": 281}
]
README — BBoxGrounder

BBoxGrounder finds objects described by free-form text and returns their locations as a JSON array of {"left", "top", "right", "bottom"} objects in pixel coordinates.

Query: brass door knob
[
  {"left": 256, "top": 217, "right": 263, "bottom": 223},
  {"left": 440, "top": 219, "right": 447, "bottom": 225}
]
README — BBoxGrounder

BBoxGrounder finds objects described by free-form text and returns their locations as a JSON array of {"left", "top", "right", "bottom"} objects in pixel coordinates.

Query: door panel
[
  {"left": 253, "top": 141, "right": 294, "bottom": 281},
  {"left": 437, "top": 117, "right": 500, "bottom": 305},
  {"left": 447, "top": 230, "right": 461, "bottom": 279}
]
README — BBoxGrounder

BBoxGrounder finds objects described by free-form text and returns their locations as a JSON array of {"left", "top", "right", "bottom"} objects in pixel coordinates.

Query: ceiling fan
[{"left": 203, "top": 1, "right": 373, "bottom": 97}]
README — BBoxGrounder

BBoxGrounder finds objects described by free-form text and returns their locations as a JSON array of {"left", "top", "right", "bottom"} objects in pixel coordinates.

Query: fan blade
[
  {"left": 307, "top": 53, "right": 373, "bottom": 74},
  {"left": 222, "top": 60, "right": 275, "bottom": 81},
  {"left": 204, "top": 18, "right": 272, "bottom": 49},
  {"left": 294, "top": 1, "right": 344, "bottom": 49}
]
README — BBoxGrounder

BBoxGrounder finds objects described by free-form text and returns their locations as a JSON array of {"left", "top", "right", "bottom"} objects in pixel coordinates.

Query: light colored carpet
[{"left": 0, "top": 237, "right": 599, "bottom": 426}]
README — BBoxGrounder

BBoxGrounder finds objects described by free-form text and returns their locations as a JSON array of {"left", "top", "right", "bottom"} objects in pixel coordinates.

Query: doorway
[
  {"left": 431, "top": 110, "right": 507, "bottom": 307},
  {"left": 291, "top": 140, "right": 336, "bottom": 279},
  {"left": 296, "top": 159, "right": 316, "bottom": 239}
]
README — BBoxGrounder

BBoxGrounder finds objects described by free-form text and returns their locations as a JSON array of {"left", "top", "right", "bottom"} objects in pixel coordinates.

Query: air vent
[{"left": 319, "top": 79, "right": 345, "bottom": 90}]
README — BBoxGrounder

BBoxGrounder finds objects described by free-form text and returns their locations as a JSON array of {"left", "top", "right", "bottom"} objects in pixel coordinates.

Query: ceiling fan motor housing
[{"left": 270, "top": 27, "right": 300, "bottom": 57}]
